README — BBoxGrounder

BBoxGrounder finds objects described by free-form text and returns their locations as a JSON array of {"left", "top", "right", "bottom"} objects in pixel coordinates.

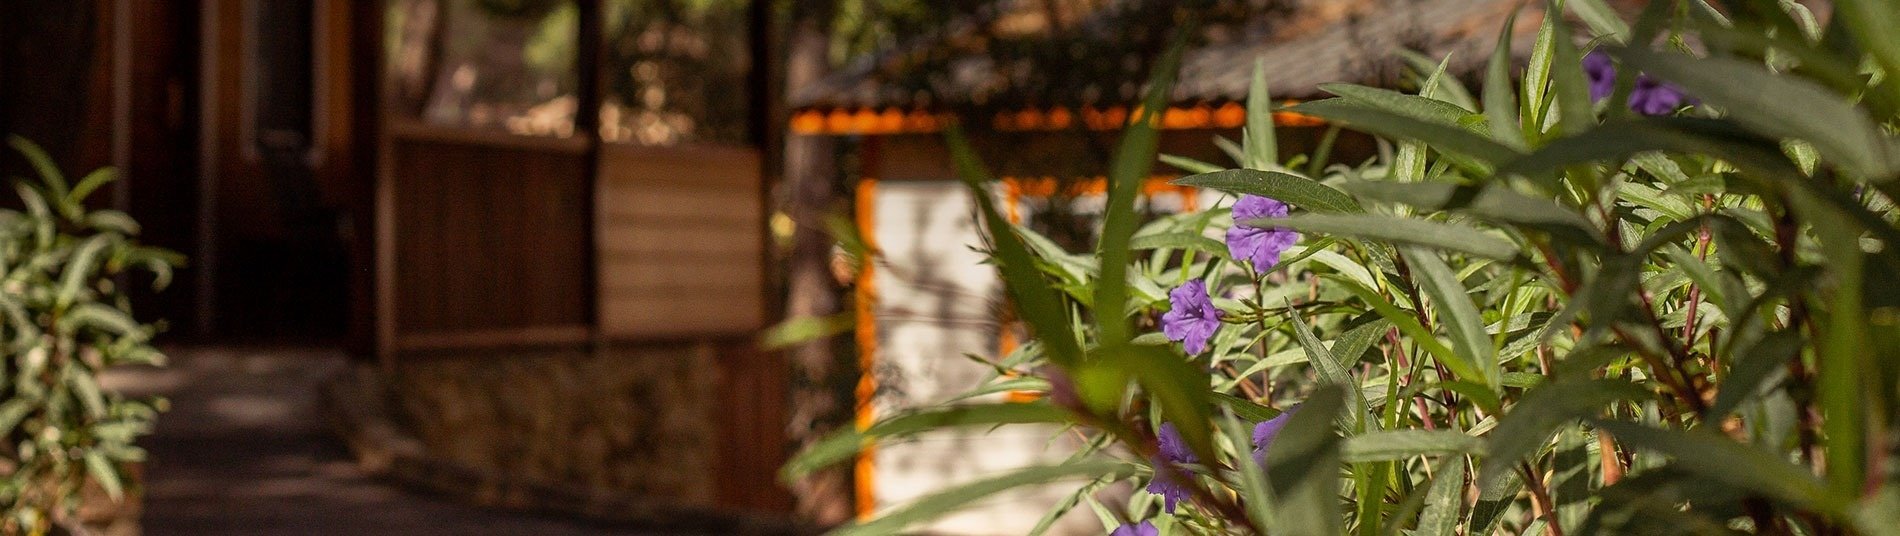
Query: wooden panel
[
  {"left": 389, "top": 129, "right": 592, "bottom": 334},
  {"left": 596, "top": 143, "right": 764, "bottom": 338}
]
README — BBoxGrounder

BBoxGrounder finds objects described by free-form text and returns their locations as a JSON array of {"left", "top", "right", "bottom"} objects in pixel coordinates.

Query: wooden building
[{"left": 2, "top": 0, "right": 790, "bottom": 526}]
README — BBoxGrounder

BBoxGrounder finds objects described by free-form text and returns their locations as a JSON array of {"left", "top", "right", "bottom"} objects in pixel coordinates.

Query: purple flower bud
[
  {"left": 1161, "top": 280, "right": 1222, "bottom": 355},
  {"left": 1225, "top": 195, "right": 1299, "bottom": 270}
]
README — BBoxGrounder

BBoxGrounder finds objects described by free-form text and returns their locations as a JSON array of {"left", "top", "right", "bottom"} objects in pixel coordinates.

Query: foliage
[
  {"left": 784, "top": 0, "right": 1900, "bottom": 534},
  {"left": 0, "top": 137, "right": 180, "bottom": 534}
]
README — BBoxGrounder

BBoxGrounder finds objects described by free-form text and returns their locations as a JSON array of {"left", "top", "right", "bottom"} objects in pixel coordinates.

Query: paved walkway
[{"left": 104, "top": 347, "right": 674, "bottom": 535}]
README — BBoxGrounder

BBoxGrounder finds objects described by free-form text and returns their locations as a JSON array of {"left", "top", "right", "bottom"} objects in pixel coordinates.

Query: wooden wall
[
  {"left": 384, "top": 122, "right": 593, "bottom": 351},
  {"left": 595, "top": 143, "right": 764, "bottom": 339}
]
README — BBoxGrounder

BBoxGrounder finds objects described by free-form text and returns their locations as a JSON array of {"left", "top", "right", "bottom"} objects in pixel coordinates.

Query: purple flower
[
  {"left": 1225, "top": 195, "right": 1299, "bottom": 269},
  {"left": 1581, "top": 50, "right": 1696, "bottom": 116},
  {"left": 1583, "top": 50, "right": 1618, "bottom": 102},
  {"left": 1146, "top": 423, "right": 1198, "bottom": 512},
  {"left": 1629, "top": 75, "right": 1693, "bottom": 116},
  {"left": 1162, "top": 280, "right": 1222, "bottom": 355},
  {"left": 1111, "top": 520, "right": 1160, "bottom": 536},
  {"left": 1250, "top": 407, "right": 1296, "bottom": 466}
]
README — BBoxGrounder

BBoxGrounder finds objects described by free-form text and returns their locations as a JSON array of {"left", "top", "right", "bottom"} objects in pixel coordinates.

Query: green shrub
[
  {"left": 785, "top": 1, "right": 1900, "bottom": 534},
  {"left": 0, "top": 136, "right": 181, "bottom": 533}
]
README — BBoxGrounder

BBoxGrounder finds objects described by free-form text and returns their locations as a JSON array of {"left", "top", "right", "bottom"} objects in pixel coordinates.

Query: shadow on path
[{"left": 105, "top": 347, "right": 676, "bottom": 535}]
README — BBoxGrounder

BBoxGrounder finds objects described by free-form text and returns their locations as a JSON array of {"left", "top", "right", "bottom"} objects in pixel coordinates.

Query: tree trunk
[{"left": 781, "top": 0, "right": 852, "bottom": 526}]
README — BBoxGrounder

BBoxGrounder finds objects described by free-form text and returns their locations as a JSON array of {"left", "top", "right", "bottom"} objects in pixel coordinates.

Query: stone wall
[{"left": 384, "top": 342, "right": 720, "bottom": 506}]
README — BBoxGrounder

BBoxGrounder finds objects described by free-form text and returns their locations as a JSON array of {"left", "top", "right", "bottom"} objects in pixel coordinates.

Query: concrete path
[{"left": 105, "top": 347, "right": 675, "bottom": 535}]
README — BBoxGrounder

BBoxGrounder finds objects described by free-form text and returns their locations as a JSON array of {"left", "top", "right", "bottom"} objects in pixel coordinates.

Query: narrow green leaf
[
  {"left": 1567, "top": 0, "right": 1632, "bottom": 41},
  {"left": 1266, "top": 385, "right": 1346, "bottom": 536},
  {"left": 1481, "top": 379, "right": 1652, "bottom": 488},
  {"left": 1098, "top": 344, "right": 1216, "bottom": 462},
  {"left": 1415, "top": 456, "right": 1469, "bottom": 536},
  {"left": 1246, "top": 58, "right": 1278, "bottom": 170},
  {"left": 7, "top": 135, "right": 70, "bottom": 200},
  {"left": 1173, "top": 169, "right": 1362, "bottom": 213},
  {"left": 1288, "top": 307, "right": 1368, "bottom": 431},
  {"left": 1292, "top": 99, "right": 1524, "bottom": 168},
  {"left": 1483, "top": 9, "right": 1526, "bottom": 148},
  {"left": 1319, "top": 82, "right": 1475, "bottom": 128},
  {"left": 1545, "top": 5, "right": 1596, "bottom": 137},
  {"left": 1094, "top": 37, "right": 1185, "bottom": 346},
  {"left": 1342, "top": 430, "right": 1485, "bottom": 462},
  {"left": 1401, "top": 247, "right": 1502, "bottom": 390},
  {"left": 831, "top": 460, "right": 1136, "bottom": 536},
  {"left": 1593, "top": 420, "right": 1847, "bottom": 514},
  {"left": 1262, "top": 213, "right": 1520, "bottom": 261},
  {"left": 68, "top": 167, "right": 119, "bottom": 208},
  {"left": 947, "top": 127, "right": 1084, "bottom": 366},
  {"left": 1612, "top": 46, "right": 1896, "bottom": 179},
  {"left": 1342, "top": 181, "right": 1600, "bottom": 246},
  {"left": 779, "top": 403, "right": 1074, "bottom": 483},
  {"left": 1707, "top": 329, "right": 1801, "bottom": 420},
  {"left": 85, "top": 452, "right": 124, "bottom": 501}
]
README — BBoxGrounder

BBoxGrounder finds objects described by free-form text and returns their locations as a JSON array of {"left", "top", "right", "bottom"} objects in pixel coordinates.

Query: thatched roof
[{"left": 791, "top": 0, "right": 1548, "bottom": 112}]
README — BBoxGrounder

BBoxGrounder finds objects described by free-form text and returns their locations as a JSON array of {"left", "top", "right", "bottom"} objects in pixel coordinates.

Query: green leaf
[
  {"left": 1173, "top": 169, "right": 1362, "bottom": 213},
  {"left": 1262, "top": 213, "right": 1520, "bottom": 261},
  {"left": 68, "top": 167, "right": 119, "bottom": 211},
  {"left": 1265, "top": 385, "right": 1346, "bottom": 536},
  {"left": 1341, "top": 181, "right": 1599, "bottom": 246},
  {"left": 1415, "top": 455, "right": 1469, "bottom": 536},
  {"left": 947, "top": 127, "right": 1083, "bottom": 367},
  {"left": 1545, "top": 4, "right": 1596, "bottom": 138},
  {"left": 1160, "top": 154, "right": 1223, "bottom": 174},
  {"left": 1401, "top": 247, "right": 1502, "bottom": 390},
  {"left": 61, "top": 303, "right": 146, "bottom": 339},
  {"left": 1246, "top": 58, "right": 1278, "bottom": 170},
  {"left": 1094, "top": 36, "right": 1184, "bottom": 346},
  {"left": 1291, "top": 99, "right": 1524, "bottom": 169},
  {"left": 7, "top": 135, "right": 70, "bottom": 200},
  {"left": 759, "top": 313, "right": 855, "bottom": 350},
  {"left": 1481, "top": 379, "right": 1652, "bottom": 488},
  {"left": 779, "top": 403, "right": 1074, "bottom": 483},
  {"left": 58, "top": 235, "right": 115, "bottom": 310},
  {"left": 1096, "top": 343, "right": 1216, "bottom": 462},
  {"left": 1128, "top": 231, "right": 1225, "bottom": 254},
  {"left": 1707, "top": 329, "right": 1801, "bottom": 420},
  {"left": 1593, "top": 420, "right": 1848, "bottom": 514},
  {"left": 1567, "top": 0, "right": 1632, "bottom": 41},
  {"left": 1288, "top": 306, "right": 1368, "bottom": 431},
  {"left": 85, "top": 452, "right": 124, "bottom": 502},
  {"left": 1825, "top": 0, "right": 1900, "bottom": 112},
  {"left": 1500, "top": 117, "right": 1805, "bottom": 181},
  {"left": 830, "top": 460, "right": 1136, "bottom": 536},
  {"left": 1342, "top": 430, "right": 1485, "bottom": 462},
  {"left": 1319, "top": 83, "right": 1476, "bottom": 128},
  {"left": 1213, "top": 391, "right": 1282, "bottom": 422},
  {"left": 1611, "top": 46, "right": 1897, "bottom": 179},
  {"left": 1483, "top": 9, "right": 1527, "bottom": 148}
]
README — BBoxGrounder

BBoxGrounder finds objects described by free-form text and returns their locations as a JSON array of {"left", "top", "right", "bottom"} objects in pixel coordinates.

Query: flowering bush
[
  {"left": 0, "top": 137, "right": 180, "bottom": 533},
  {"left": 786, "top": 1, "right": 1900, "bottom": 534}
]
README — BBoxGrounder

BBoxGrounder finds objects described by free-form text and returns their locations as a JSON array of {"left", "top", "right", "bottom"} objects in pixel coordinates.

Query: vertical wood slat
[{"left": 385, "top": 124, "right": 593, "bottom": 338}]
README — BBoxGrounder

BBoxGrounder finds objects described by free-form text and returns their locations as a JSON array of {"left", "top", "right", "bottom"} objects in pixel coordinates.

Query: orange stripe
[
  {"left": 852, "top": 179, "right": 880, "bottom": 520},
  {"left": 790, "top": 103, "right": 1325, "bottom": 135}
]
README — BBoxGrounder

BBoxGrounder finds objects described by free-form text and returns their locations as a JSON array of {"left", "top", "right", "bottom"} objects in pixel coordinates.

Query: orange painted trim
[
  {"left": 789, "top": 102, "right": 1323, "bottom": 136},
  {"left": 1001, "top": 176, "right": 1193, "bottom": 198},
  {"left": 852, "top": 178, "right": 881, "bottom": 521},
  {"left": 998, "top": 185, "right": 1041, "bottom": 404}
]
